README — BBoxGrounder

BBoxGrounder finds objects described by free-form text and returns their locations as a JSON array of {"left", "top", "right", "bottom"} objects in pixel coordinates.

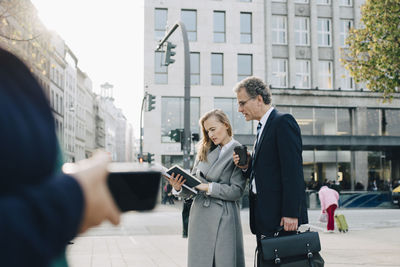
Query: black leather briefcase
[{"left": 257, "top": 229, "right": 324, "bottom": 267}]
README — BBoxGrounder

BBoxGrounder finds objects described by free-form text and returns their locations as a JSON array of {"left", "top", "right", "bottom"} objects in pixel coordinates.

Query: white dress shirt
[{"left": 251, "top": 107, "right": 274, "bottom": 194}]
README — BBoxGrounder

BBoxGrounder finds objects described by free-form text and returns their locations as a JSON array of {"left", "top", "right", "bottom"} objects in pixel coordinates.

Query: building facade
[
  {"left": 144, "top": 0, "right": 400, "bottom": 191},
  {"left": 144, "top": 0, "right": 265, "bottom": 167},
  {"left": 0, "top": 0, "right": 136, "bottom": 163},
  {"left": 63, "top": 48, "right": 78, "bottom": 162},
  {"left": 49, "top": 32, "right": 66, "bottom": 146}
]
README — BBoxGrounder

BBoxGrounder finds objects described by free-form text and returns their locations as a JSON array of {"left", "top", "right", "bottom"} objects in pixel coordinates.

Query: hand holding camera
[{"left": 233, "top": 145, "right": 250, "bottom": 169}]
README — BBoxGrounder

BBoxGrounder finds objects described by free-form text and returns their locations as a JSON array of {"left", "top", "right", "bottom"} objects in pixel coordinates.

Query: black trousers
[{"left": 182, "top": 198, "right": 192, "bottom": 236}]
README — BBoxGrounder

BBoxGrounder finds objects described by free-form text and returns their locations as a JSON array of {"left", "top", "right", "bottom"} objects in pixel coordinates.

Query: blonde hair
[{"left": 197, "top": 109, "right": 233, "bottom": 162}]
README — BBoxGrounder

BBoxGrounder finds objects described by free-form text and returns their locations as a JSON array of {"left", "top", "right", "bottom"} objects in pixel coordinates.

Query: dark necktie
[
  {"left": 254, "top": 122, "right": 262, "bottom": 153},
  {"left": 250, "top": 122, "right": 262, "bottom": 192}
]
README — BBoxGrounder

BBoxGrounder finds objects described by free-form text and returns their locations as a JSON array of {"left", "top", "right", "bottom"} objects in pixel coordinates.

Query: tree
[
  {"left": 0, "top": 0, "right": 49, "bottom": 80},
  {"left": 0, "top": 0, "right": 41, "bottom": 42},
  {"left": 341, "top": 0, "right": 400, "bottom": 99}
]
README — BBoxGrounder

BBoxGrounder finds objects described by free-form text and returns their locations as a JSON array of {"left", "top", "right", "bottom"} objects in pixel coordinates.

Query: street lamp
[{"left": 155, "top": 21, "right": 191, "bottom": 170}]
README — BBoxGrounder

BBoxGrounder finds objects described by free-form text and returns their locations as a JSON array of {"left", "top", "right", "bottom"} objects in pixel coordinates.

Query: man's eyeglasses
[{"left": 238, "top": 97, "right": 255, "bottom": 107}]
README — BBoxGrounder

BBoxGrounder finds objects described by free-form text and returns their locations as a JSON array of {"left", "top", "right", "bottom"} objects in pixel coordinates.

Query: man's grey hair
[{"left": 233, "top": 76, "right": 271, "bottom": 105}]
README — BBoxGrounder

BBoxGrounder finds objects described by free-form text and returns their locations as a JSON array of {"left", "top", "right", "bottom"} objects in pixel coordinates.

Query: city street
[{"left": 67, "top": 204, "right": 400, "bottom": 267}]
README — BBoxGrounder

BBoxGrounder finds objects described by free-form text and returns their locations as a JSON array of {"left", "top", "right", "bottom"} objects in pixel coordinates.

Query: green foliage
[{"left": 341, "top": 0, "right": 400, "bottom": 99}]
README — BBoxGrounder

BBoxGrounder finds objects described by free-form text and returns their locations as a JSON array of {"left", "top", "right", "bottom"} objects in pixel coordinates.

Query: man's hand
[
  {"left": 233, "top": 151, "right": 251, "bottom": 169},
  {"left": 63, "top": 151, "right": 121, "bottom": 233},
  {"left": 280, "top": 217, "right": 298, "bottom": 232}
]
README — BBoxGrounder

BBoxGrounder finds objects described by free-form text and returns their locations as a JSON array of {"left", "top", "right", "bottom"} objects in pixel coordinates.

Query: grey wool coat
[{"left": 179, "top": 139, "right": 246, "bottom": 267}]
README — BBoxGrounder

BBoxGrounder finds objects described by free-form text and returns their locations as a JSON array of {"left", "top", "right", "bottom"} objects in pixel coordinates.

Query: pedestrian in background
[
  {"left": 162, "top": 183, "right": 174, "bottom": 204},
  {"left": 169, "top": 109, "right": 246, "bottom": 267},
  {"left": 0, "top": 47, "right": 120, "bottom": 267},
  {"left": 318, "top": 185, "right": 339, "bottom": 232}
]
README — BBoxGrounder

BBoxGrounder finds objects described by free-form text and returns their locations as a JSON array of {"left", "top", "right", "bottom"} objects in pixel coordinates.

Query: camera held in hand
[{"left": 234, "top": 145, "right": 248, "bottom": 166}]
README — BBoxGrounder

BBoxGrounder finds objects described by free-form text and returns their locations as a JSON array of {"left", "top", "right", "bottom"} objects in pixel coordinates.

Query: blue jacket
[{"left": 0, "top": 48, "right": 84, "bottom": 266}]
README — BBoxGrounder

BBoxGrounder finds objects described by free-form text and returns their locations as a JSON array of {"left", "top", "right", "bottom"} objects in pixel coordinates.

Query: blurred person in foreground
[
  {"left": 168, "top": 109, "right": 246, "bottom": 267},
  {"left": 0, "top": 47, "right": 120, "bottom": 267}
]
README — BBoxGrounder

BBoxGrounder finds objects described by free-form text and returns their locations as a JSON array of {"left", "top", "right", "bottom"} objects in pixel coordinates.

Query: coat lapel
[
  {"left": 196, "top": 146, "right": 220, "bottom": 177},
  {"left": 254, "top": 109, "right": 277, "bottom": 162},
  {"left": 196, "top": 140, "right": 240, "bottom": 180}
]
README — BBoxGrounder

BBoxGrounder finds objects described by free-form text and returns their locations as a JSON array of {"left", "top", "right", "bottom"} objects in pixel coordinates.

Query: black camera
[
  {"left": 107, "top": 163, "right": 161, "bottom": 212},
  {"left": 234, "top": 145, "right": 248, "bottom": 166}
]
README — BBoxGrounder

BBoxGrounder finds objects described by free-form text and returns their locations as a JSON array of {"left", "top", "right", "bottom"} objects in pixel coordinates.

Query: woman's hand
[
  {"left": 167, "top": 173, "right": 185, "bottom": 191},
  {"left": 195, "top": 183, "right": 210, "bottom": 192}
]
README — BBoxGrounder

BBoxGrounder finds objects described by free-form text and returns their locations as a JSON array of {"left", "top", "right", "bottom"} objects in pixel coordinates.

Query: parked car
[{"left": 392, "top": 185, "right": 400, "bottom": 207}]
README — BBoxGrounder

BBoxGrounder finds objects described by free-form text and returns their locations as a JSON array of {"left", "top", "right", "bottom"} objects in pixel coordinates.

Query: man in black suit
[{"left": 233, "top": 76, "right": 308, "bottom": 240}]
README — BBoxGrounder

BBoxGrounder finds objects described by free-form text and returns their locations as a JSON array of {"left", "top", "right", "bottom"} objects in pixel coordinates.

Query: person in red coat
[{"left": 318, "top": 185, "right": 339, "bottom": 232}]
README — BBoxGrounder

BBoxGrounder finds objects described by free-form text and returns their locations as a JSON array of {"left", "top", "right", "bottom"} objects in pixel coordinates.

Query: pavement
[{"left": 67, "top": 203, "right": 400, "bottom": 267}]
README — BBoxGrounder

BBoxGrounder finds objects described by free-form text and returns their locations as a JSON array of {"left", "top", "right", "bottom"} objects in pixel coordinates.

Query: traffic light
[
  {"left": 191, "top": 133, "right": 199, "bottom": 142},
  {"left": 138, "top": 154, "right": 143, "bottom": 163},
  {"left": 147, "top": 94, "right": 156, "bottom": 111},
  {"left": 168, "top": 128, "right": 183, "bottom": 142},
  {"left": 163, "top": 41, "right": 176, "bottom": 66},
  {"left": 147, "top": 153, "right": 155, "bottom": 163}
]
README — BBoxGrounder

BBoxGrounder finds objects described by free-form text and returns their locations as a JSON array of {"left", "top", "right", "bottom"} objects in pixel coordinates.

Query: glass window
[
  {"left": 385, "top": 109, "right": 400, "bottom": 136},
  {"left": 162, "top": 155, "right": 195, "bottom": 169},
  {"left": 271, "top": 58, "right": 288, "bottom": 88},
  {"left": 211, "top": 53, "right": 224, "bottom": 85},
  {"left": 340, "top": 0, "right": 352, "bottom": 6},
  {"left": 294, "top": 0, "right": 308, "bottom": 2},
  {"left": 295, "top": 60, "right": 310, "bottom": 88},
  {"left": 367, "top": 109, "right": 380, "bottom": 135},
  {"left": 181, "top": 10, "right": 197, "bottom": 41},
  {"left": 161, "top": 97, "right": 200, "bottom": 142},
  {"left": 317, "top": 0, "right": 330, "bottom": 4},
  {"left": 318, "top": 18, "right": 331, "bottom": 46},
  {"left": 340, "top": 67, "right": 355, "bottom": 90},
  {"left": 368, "top": 151, "right": 387, "bottom": 189},
  {"left": 214, "top": 98, "right": 253, "bottom": 134},
  {"left": 315, "top": 151, "right": 336, "bottom": 162},
  {"left": 275, "top": 105, "right": 291, "bottom": 114},
  {"left": 213, "top": 11, "right": 225, "bottom": 43},
  {"left": 337, "top": 109, "right": 351, "bottom": 135},
  {"left": 318, "top": 61, "right": 333, "bottom": 89},
  {"left": 315, "top": 108, "right": 336, "bottom": 135},
  {"left": 237, "top": 54, "right": 252, "bottom": 81},
  {"left": 273, "top": 0, "right": 287, "bottom": 2},
  {"left": 155, "top": 52, "right": 168, "bottom": 84},
  {"left": 295, "top": 17, "right": 309, "bottom": 46},
  {"left": 272, "top": 16, "right": 287, "bottom": 44},
  {"left": 340, "top": 19, "right": 353, "bottom": 47},
  {"left": 240, "top": 12, "right": 252, "bottom": 44},
  {"left": 292, "top": 107, "right": 313, "bottom": 135},
  {"left": 56, "top": 94, "right": 59, "bottom": 113},
  {"left": 190, "top": 52, "right": 200, "bottom": 85},
  {"left": 60, "top": 96, "right": 63, "bottom": 115},
  {"left": 51, "top": 90, "right": 54, "bottom": 108},
  {"left": 154, "top": 8, "right": 168, "bottom": 40}
]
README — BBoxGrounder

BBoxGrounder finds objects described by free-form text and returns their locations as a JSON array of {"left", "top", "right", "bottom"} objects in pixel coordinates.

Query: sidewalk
[{"left": 67, "top": 205, "right": 400, "bottom": 267}]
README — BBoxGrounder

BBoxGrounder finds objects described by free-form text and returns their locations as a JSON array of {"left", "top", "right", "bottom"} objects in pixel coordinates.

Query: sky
[{"left": 31, "top": 0, "right": 144, "bottom": 137}]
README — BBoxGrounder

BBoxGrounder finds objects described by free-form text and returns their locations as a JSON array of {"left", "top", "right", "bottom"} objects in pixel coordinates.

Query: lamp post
[
  {"left": 139, "top": 92, "right": 148, "bottom": 161},
  {"left": 155, "top": 21, "right": 191, "bottom": 170}
]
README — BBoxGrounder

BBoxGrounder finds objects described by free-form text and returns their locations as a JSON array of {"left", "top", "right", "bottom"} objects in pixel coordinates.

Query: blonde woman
[{"left": 169, "top": 109, "right": 246, "bottom": 267}]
